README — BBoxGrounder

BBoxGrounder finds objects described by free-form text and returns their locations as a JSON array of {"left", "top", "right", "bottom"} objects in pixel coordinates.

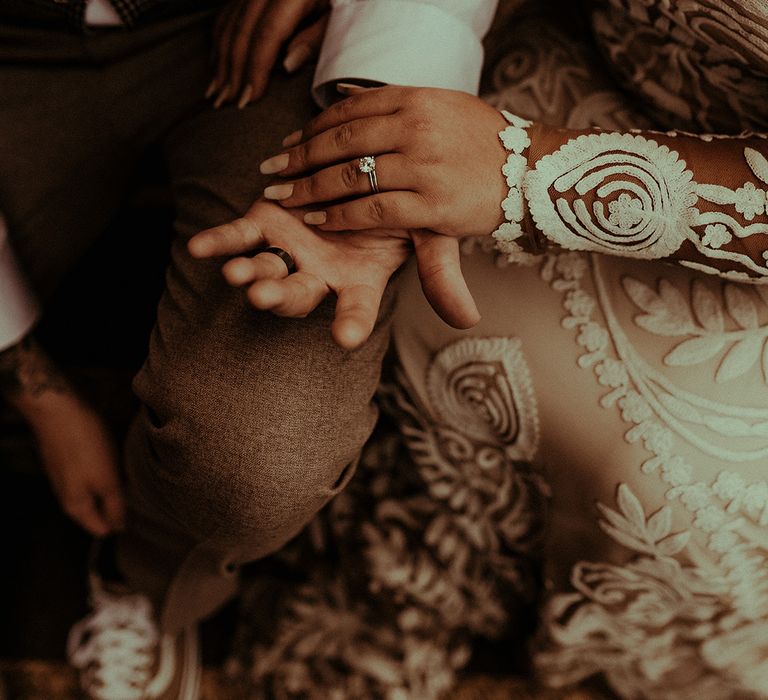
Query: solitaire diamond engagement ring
[{"left": 358, "top": 156, "right": 379, "bottom": 194}]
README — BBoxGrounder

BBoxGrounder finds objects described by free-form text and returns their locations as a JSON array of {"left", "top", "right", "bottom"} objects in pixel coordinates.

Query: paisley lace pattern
[
  {"left": 425, "top": 337, "right": 540, "bottom": 461},
  {"left": 527, "top": 131, "right": 698, "bottom": 258}
]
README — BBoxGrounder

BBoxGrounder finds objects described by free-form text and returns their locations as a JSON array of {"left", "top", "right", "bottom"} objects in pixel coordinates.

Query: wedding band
[
  {"left": 358, "top": 156, "right": 379, "bottom": 194},
  {"left": 263, "top": 246, "right": 296, "bottom": 275}
]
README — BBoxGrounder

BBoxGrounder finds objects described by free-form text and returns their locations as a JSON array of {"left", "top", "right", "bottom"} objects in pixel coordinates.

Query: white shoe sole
[{"left": 145, "top": 626, "right": 201, "bottom": 700}]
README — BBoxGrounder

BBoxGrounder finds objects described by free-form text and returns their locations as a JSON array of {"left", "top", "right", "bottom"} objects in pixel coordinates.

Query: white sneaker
[{"left": 67, "top": 575, "right": 201, "bottom": 700}]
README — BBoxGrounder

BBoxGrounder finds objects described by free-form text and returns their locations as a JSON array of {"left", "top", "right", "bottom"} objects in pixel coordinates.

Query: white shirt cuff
[
  {"left": 313, "top": 0, "right": 486, "bottom": 106},
  {"left": 0, "top": 218, "right": 40, "bottom": 352}
]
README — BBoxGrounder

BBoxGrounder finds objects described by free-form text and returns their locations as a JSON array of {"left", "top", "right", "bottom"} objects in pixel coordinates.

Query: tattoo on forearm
[{"left": 0, "top": 336, "right": 69, "bottom": 399}]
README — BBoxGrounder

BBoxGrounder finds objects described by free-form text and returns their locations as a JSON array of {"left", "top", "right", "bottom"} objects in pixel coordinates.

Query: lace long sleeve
[{"left": 492, "top": 111, "right": 768, "bottom": 283}]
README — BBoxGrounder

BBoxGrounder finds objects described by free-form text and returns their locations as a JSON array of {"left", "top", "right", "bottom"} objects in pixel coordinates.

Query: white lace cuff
[{"left": 491, "top": 110, "right": 539, "bottom": 266}]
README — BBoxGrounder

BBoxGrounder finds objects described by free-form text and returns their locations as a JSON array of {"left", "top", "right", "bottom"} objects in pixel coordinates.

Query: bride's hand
[
  {"left": 258, "top": 86, "right": 510, "bottom": 237},
  {"left": 188, "top": 201, "right": 479, "bottom": 348}
]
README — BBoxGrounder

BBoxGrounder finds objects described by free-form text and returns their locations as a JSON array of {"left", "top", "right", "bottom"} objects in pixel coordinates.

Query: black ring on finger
[{"left": 263, "top": 246, "right": 296, "bottom": 275}]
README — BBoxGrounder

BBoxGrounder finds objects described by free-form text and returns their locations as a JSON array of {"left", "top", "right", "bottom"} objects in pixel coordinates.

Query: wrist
[
  {"left": 11, "top": 389, "right": 69, "bottom": 427},
  {"left": 0, "top": 336, "right": 71, "bottom": 420}
]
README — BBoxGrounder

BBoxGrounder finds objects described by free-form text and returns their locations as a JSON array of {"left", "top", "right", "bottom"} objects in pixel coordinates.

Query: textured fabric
[{"left": 0, "top": 8, "right": 395, "bottom": 632}]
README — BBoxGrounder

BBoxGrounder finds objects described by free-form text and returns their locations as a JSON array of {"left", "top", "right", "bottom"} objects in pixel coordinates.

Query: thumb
[
  {"left": 331, "top": 283, "right": 383, "bottom": 350},
  {"left": 411, "top": 231, "right": 480, "bottom": 329}
]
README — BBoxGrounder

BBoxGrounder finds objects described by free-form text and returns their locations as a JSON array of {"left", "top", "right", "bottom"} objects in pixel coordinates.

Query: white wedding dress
[{"left": 389, "top": 1, "right": 768, "bottom": 697}]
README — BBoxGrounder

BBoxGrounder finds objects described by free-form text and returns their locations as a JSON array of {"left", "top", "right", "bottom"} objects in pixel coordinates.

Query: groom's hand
[
  {"left": 188, "top": 201, "right": 479, "bottom": 349},
  {"left": 208, "top": 0, "right": 329, "bottom": 108}
]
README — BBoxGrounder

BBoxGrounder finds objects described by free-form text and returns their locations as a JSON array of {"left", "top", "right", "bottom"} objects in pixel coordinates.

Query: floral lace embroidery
[
  {"left": 535, "top": 483, "right": 768, "bottom": 699},
  {"left": 540, "top": 250, "right": 768, "bottom": 612},
  {"left": 484, "top": 12, "right": 653, "bottom": 134},
  {"left": 623, "top": 276, "right": 768, "bottom": 386},
  {"left": 525, "top": 133, "right": 768, "bottom": 279},
  {"left": 491, "top": 111, "right": 538, "bottom": 266},
  {"left": 529, "top": 251, "right": 768, "bottom": 697}
]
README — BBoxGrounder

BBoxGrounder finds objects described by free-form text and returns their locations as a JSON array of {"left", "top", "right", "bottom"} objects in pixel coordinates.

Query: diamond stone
[{"left": 358, "top": 156, "right": 376, "bottom": 173}]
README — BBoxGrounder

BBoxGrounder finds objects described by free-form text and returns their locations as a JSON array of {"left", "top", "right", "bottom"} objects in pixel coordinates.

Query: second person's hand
[{"left": 208, "top": 0, "right": 329, "bottom": 108}]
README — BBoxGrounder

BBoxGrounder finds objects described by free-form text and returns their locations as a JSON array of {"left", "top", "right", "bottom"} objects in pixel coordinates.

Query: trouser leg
[{"left": 116, "top": 40, "right": 398, "bottom": 633}]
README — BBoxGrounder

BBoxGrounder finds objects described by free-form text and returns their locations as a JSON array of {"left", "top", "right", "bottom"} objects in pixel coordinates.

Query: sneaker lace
[{"left": 67, "top": 589, "right": 159, "bottom": 700}]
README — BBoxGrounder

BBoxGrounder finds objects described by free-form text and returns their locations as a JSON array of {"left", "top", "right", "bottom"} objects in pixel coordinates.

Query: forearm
[
  {"left": 0, "top": 321, "right": 124, "bottom": 539},
  {"left": 0, "top": 335, "right": 72, "bottom": 423},
  {"left": 494, "top": 112, "right": 768, "bottom": 282}
]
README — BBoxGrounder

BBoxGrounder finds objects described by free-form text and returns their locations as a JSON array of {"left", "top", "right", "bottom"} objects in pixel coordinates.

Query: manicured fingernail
[
  {"left": 304, "top": 211, "right": 327, "bottom": 225},
  {"left": 282, "top": 130, "right": 302, "bottom": 148},
  {"left": 213, "top": 86, "right": 230, "bottom": 109},
  {"left": 264, "top": 183, "right": 294, "bottom": 200},
  {"left": 283, "top": 44, "right": 312, "bottom": 74},
  {"left": 336, "top": 82, "right": 368, "bottom": 95},
  {"left": 237, "top": 84, "right": 253, "bottom": 109},
  {"left": 259, "top": 153, "right": 290, "bottom": 174},
  {"left": 205, "top": 79, "right": 218, "bottom": 99}
]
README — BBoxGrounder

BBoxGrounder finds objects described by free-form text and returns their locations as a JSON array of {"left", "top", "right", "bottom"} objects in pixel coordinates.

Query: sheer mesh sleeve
[{"left": 492, "top": 111, "right": 768, "bottom": 283}]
